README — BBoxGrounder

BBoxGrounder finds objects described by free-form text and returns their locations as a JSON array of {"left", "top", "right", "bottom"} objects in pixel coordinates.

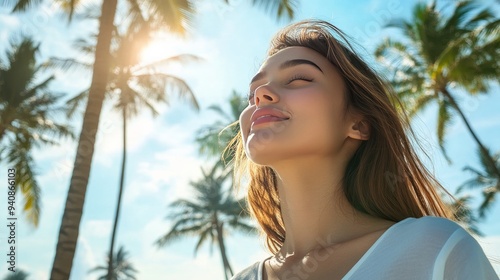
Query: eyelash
[
  {"left": 287, "top": 75, "right": 313, "bottom": 84},
  {"left": 247, "top": 75, "right": 313, "bottom": 101}
]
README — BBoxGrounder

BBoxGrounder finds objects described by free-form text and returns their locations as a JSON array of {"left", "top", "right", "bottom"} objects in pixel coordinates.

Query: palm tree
[
  {"left": 223, "top": 0, "right": 297, "bottom": 20},
  {"left": 375, "top": 1, "right": 500, "bottom": 177},
  {"left": 9, "top": 0, "right": 298, "bottom": 277},
  {"left": 49, "top": 2, "right": 118, "bottom": 277},
  {"left": 9, "top": 1, "right": 192, "bottom": 278},
  {"left": 448, "top": 194, "right": 482, "bottom": 235},
  {"left": 5, "top": 0, "right": 298, "bottom": 21},
  {"left": 3, "top": 269, "right": 29, "bottom": 280},
  {"left": 51, "top": 20, "right": 200, "bottom": 280},
  {"left": 458, "top": 148, "right": 500, "bottom": 218},
  {"left": 105, "top": 21, "right": 200, "bottom": 280},
  {"left": 0, "top": 37, "right": 74, "bottom": 226},
  {"left": 156, "top": 162, "right": 256, "bottom": 280},
  {"left": 88, "top": 246, "right": 138, "bottom": 280},
  {"left": 195, "top": 90, "right": 247, "bottom": 163}
]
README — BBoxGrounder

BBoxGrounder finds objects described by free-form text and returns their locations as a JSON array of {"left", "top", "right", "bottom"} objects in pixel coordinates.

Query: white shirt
[{"left": 231, "top": 216, "right": 499, "bottom": 280}]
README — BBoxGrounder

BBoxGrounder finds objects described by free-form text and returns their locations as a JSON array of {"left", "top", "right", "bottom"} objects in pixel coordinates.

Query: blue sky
[{"left": 0, "top": 0, "right": 499, "bottom": 279}]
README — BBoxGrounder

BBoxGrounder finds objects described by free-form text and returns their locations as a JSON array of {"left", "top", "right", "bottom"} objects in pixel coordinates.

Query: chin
[
  {"left": 244, "top": 143, "right": 280, "bottom": 167},
  {"left": 245, "top": 145, "right": 274, "bottom": 166},
  {"left": 245, "top": 143, "right": 294, "bottom": 168}
]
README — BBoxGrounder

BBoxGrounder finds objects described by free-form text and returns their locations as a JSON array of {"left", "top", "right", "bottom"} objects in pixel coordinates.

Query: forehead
[{"left": 259, "top": 46, "right": 332, "bottom": 71}]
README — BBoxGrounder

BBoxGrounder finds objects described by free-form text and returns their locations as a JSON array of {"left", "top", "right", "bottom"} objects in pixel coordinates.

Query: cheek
[
  {"left": 294, "top": 91, "right": 340, "bottom": 125},
  {"left": 293, "top": 95, "right": 347, "bottom": 146},
  {"left": 239, "top": 107, "right": 254, "bottom": 141}
]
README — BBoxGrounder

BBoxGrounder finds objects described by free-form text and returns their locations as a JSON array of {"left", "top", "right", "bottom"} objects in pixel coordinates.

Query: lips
[{"left": 250, "top": 107, "right": 290, "bottom": 127}]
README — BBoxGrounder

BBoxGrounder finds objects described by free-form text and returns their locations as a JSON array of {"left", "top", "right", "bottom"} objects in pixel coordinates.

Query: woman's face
[{"left": 240, "top": 46, "right": 360, "bottom": 166}]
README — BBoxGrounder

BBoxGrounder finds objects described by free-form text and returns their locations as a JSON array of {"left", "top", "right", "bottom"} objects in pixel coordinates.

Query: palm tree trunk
[
  {"left": 107, "top": 108, "right": 128, "bottom": 280},
  {"left": 441, "top": 87, "right": 500, "bottom": 179},
  {"left": 50, "top": 0, "right": 117, "bottom": 278},
  {"left": 214, "top": 215, "right": 234, "bottom": 280}
]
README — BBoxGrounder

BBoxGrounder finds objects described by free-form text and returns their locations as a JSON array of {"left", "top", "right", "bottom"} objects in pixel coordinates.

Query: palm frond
[
  {"left": 458, "top": 148, "right": 500, "bottom": 219},
  {"left": 450, "top": 194, "right": 482, "bottom": 236},
  {"left": 442, "top": 1, "right": 479, "bottom": 33},
  {"left": 157, "top": 160, "right": 255, "bottom": 272},
  {"left": 2, "top": 134, "right": 41, "bottom": 226},
  {"left": 251, "top": 0, "right": 298, "bottom": 20},
  {"left": 226, "top": 220, "right": 257, "bottom": 235},
  {"left": 436, "top": 99, "right": 453, "bottom": 163},
  {"left": 65, "top": 88, "right": 89, "bottom": 119},
  {"left": 156, "top": 223, "right": 209, "bottom": 247},
  {"left": 457, "top": 166, "right": 490, "bottom": 193},
  {"left": 143, "top": 0, "right": 195, "bottom": 36},
  {"left": 0, "top": 36, "right": 73, "bottom": 227},
  {"left": 125, "top": 88, "right": 160, "bottom": 118},
  {"left": 133, "top": 54, "right": 202, "bottom": 73},
  {"left": 193, "top": 226, "right": 216, "bottom": 255},
  {"left": 44, "top": 57, "right": 93, "bottom": 73},
  {"left": 124, "top": 0, "right": 147, "bottom": 25},
  {"left": 72, "top": 36, "right": 97, "bottom": 54},
  {"left": 137, "top": 73, "right": 199, "bottom": 111},
  {"left": 195, "top": 91, "right": 246, "bottom": 158},
  {"left": 8, "top": 0, "right": 43, "bottom": 12},
  {"left": 88, "top": 246, "right": 138, "bottom": 279},
  {"left": 406, "top": 93, "right": 436, "bottom": 119},
  {"left": 478, "top": 188, "right": 497, "bottom": 218},
  {"left": 207, "top": 104, "right": 230, "bottom": 120}
]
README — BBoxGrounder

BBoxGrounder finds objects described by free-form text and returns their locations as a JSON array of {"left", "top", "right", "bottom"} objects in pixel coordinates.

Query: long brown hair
[{"left": 226, "top": 19, "right": 453, "bottom": 254}]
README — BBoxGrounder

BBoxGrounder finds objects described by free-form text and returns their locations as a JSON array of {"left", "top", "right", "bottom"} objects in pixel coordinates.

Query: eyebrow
[{"left": 249, "top": 59, "right": 323, "bottom": 85}]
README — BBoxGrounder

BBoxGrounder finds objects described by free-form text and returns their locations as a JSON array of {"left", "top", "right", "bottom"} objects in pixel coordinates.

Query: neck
[{"left": 271, "top": 156, "right": 378, "bottom": 258}]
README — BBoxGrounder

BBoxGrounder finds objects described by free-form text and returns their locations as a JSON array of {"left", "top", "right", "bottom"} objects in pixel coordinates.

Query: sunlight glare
[{"left": 139, "top": 33, "right": 181, "bottom": 66}]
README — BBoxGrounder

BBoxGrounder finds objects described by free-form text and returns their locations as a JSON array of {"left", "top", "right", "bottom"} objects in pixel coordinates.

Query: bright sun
[
  {"left": 140, "top": 41, "right": 166, "bottom": 65},
  {"left": 139, "top": 33, "right": 182, "bottom": 66}
]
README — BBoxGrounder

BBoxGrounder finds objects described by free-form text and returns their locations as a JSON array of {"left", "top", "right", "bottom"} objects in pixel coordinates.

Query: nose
[{"left": 254, "top": 85, "right": 279, "bottom": 107}]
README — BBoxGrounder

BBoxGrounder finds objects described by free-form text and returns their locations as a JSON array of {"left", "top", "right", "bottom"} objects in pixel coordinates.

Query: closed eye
[
  {"left": 247, "top": 75, "right": 313, "bottom": 104},
  {"left": 287, "top": 75, "right": 313, "bottom": 84}
]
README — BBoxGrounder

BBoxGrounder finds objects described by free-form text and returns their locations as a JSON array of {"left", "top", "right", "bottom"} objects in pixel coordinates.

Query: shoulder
[
  {"left": 399, "top": 216, "right": 478, "bottom": 251},
  {"left": 396, "top": 216, "right": 466, "bottom": 237},
  {"left": 404, "top": 215, "right": 462, "bottom": 229},
  {"left": 384, "top": 216, "right": 472, "bottom": 254},
  {"left": 396, "top": 216, "right": 498, "bottom": 279},
  {"left": 231, "top": 260, "right": 262, "bottom": 280}
]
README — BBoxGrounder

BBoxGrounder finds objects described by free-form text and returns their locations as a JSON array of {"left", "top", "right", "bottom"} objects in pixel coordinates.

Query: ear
[{"left": 348, "top": 119, "right": 370, "bottom": 141}]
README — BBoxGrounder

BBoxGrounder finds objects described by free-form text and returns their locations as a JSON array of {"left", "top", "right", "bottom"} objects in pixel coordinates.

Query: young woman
[{"left": 229, "top": 20, "right": 498, "bottom": 280}]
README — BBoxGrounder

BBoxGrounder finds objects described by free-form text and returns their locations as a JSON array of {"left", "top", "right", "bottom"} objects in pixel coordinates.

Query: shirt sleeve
[
  {"left": 230, "top": 261, "right": 261, "bottom": 280},
  {"left": 434, "top": 228, "right": 499, "bottom": 280}
]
